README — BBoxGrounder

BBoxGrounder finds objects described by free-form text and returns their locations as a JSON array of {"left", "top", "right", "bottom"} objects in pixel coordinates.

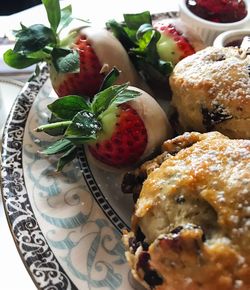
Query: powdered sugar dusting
[{"left": 175, "top": 47, "right": 250, "bottom": 101}]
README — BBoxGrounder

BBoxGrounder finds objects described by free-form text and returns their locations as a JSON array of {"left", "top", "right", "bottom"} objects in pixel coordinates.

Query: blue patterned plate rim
[
  {"left": 1, "top": 64, "right": 78, "bottom": 290},
  {"left": 77, "top": 149, "right": 129, "bottom": 232}
]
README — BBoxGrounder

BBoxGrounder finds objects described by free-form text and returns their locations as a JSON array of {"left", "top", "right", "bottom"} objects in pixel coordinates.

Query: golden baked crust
[
  {"left": 123, "top": 132, "right": 250, "bottom": 290},
  {"left": 169, "top": 47, "right": 250, "bottom": 139}
]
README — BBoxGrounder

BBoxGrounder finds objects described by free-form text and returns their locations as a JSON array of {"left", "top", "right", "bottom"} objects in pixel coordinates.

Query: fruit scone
[
  {"left": 122, "top": 131, "right": 250, "bottom": 290},
  {"left": 169, "top": 46, "right": 250, "bottom": 139}
]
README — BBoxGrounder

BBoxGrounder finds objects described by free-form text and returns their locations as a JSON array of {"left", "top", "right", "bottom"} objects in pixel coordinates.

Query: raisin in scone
[
  {"left": 169, "top": 46, "right": 250, "bottom": 139},
  {"left": 123, "top": 132, "right": 250, "bottom": 290}
]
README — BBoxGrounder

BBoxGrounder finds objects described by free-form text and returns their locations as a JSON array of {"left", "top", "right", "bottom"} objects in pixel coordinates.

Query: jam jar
[{"left": 179, "top": 0, "right": 249, "bottom": 45}]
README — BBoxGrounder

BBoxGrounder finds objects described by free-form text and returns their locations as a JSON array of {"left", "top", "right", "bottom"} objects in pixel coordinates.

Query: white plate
[
  {"left": 1, "top": 11, "right": 178, "bottom": 290},
  {"left": 0, "top": 78, "right": 24, "bottom": 138},
  {"left": 0, "top": 78, "right": 36, "bottom": 290}
]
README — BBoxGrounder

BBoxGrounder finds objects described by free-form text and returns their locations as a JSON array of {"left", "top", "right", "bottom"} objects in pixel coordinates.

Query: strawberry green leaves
[
  {"left": 4, "top": 23, "right": 55, "bottom": 69},
  {"left": 58, "top": 5, "right": 73, "bottom": 33},
  {"left": 3, "top": 49, "right": 43, "bottom": 69},
  {"left": 99, "top": 66, "right": 120, "bottom": 91},
  {"left": 3, "top": 0, "right": 84, "bottom": 74},
  {"left": 51, "top": 48, "right": 80, "bottom": 73},
  {"left": 56, "top": 146, "right": 77, "bottom": 171},
  {"left": 36, "top": 69, "right": 141, "bottom": 170},
  {"left": 124, "top": 12, "right": 152, "bottom": 31},
  {"left": 91, "top": 83, "right": 140, "bottom": 115},
  {"left": 48, "top": 95, "right": 91, "bottom": 120},
  {"left": 4, "top": 23, "right": 56, "bottom": 69},
  {"left": 13, "top": 24, "right": 57, "bottom": 54},
  {"left": 41, "top": 138, "right": 77, "bottom": 171},
  {"left": 106, "top": 11, "right": 173, "bottom": 84},
  {"left": 42, "top": 138, "right": 73, "bottom": 155},
  {"left": 42, "top": 0, "right": 61, "bottom": 34},
  {"left": 64, "top": 111, "right": 101, "bottom": 144}
]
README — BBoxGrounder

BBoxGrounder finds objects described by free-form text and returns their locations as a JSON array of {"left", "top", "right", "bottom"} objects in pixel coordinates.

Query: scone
[
  {"left": 123, "top": 132, "right": 250, "bottom": 290},
  {"left": 169, "top": 46, "right": 250, "bottom": 139}
]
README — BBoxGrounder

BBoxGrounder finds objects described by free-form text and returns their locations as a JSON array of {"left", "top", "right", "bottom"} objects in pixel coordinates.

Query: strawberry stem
[
  {"left": 43, "top": 46, "right": 54, "bottom": 54},
  {"left": 59, "top": 30, "right": 78, "bottom": 47},
  {"left": 36, "top": 120, "right": 72, "bottom": 132}
]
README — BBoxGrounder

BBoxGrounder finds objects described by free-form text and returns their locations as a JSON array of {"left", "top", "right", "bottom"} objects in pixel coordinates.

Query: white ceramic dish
[
  {"left": 0, "top": 78, "right": 36, "bottom": 290},
  {"left": 0, "top": 78, "right": 24, "bottom": 138},
  {"left": 213, "top": 29, "right": 250, "bottom": 47}
]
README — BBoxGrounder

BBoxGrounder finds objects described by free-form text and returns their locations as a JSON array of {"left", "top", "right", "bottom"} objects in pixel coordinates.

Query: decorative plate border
[
  {"left": 77, "top": 149, "right": 128, "bottom": 233},
  {"left": 1, "top": 65, "right": 77, "bottom": 290},
  {"left": 151, "top": 11, "right": 179, "bottom": 20}
]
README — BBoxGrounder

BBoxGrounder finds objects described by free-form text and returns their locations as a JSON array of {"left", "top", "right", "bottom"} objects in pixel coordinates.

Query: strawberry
[
  {"left": 154, "top": 22, "right": 195, "bottom": 65},
  {"left": 35, "top": 70, "right": 172, "bottom": 170},
  {"left": 107, "top": 11, "right": 202, "bottom": 86},
  {"left": 49, "top": 34, "right": 104, "bottom": 97},
  {"left": 3, "top": 0, "right": 149, "bottom": 98},
  {"left": 88, "top": 103, "right": 148, "bottom": 166}
]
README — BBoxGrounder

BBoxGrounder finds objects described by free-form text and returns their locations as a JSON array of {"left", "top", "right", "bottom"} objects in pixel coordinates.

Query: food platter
[
  {"left": 2, "top": 0, "right": 250, "bottom": 286},
  {"left": 1, "top": 11, "right": 178, "bottom": 290}
]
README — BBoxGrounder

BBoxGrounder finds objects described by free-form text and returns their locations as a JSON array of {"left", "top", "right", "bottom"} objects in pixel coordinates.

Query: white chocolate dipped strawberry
[
  {"left": 88, "top": 86, "right": 171, "bottom": 167},
  {"left": 107, "top": 11, "right": 204, "bottom": 86},
  {"left": 36, "top": 70, "right": 172, "bottom": 170},
  {"left": 4, "top": 0, "right": 149, "bottom": 98},
  {"left": 50, "top": 26, "right": 150, "bottom": 97}
]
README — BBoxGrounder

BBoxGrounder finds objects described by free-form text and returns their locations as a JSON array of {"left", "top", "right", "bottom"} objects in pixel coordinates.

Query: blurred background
[{"left": 0, "top": 0, "right": 42, "bottom": 15}]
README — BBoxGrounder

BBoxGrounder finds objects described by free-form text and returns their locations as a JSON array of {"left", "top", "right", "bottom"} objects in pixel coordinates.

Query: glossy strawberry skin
[
  {"left": 51, "top": 35, "right": 105, "bottom": 98},
  {"left": 88, "top": 104, "right": 148, "bottom": 167},
  {"left": 154, "top": 23, "right": 195, "bottom": 64}
]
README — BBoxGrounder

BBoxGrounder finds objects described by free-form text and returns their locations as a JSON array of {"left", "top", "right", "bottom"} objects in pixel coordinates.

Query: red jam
[
  {"left": 186, "top": 0, "right": 247, "bottom": 23},
  {"left": 225, "top": 38, "right": 244, "bottom": 47}
]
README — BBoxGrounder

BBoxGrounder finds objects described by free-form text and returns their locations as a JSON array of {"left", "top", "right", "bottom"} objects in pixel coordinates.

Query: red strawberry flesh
[
  {"left": 154, "top": 23, "right": 195, "bottom": 64},
  {"left": 88, "top": 104, "right": 148, "bottom": 167},
  {"left": 52, "top": 35, "right": 105, "bottom": 97}
]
